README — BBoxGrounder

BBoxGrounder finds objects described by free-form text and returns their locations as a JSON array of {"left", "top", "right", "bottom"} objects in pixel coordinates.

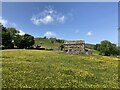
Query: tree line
[{"left": 0, "top": 25, "right": 35, "bottom": 49}]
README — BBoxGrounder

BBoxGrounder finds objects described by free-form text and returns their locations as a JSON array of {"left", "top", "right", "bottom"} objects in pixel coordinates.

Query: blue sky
[{"left": 1, "top": 2, "right": 118, "bottom": 44}]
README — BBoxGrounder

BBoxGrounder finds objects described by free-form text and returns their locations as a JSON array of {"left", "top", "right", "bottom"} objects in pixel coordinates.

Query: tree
[
  {"left": 7, "top": 28, "right": 19, "bottom": 36},
  {"left": 99, "top": 40, "right": 119, "bottom": 56},
  {"left": 14, "top": 35, "right": 23, "bottom": 48},
  {"left": 15, "top": 34, "right": 35, "bottom": 49},
  {"left": 23, "top": 34, "right": 35, "bottom": 48},
  {"left": 43, "top": 36, "right": 47, "bottom": 39},
  {"left": 110, "top": 44, "right": 119, "bottom": 55},
  {"left": 2, "top": 26, "right": 14, "bottom": 48},
  {"left": 94, "top": 44, "right": 100, "bottom": 51},
  {"left": 7, "top": 28, "right": 19, "bottom": 40},
  {"left": 2, "top": 27, "right": 21, "bottom": 49}
]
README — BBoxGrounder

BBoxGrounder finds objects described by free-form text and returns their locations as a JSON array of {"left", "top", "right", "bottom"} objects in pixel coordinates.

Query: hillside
[
  {"left": 34, "top": 38, "right": 64, "bottom": 49},
  {"left": 34, "top": 38, "right": 95, "bottom": 50},
  {"left": 85, "top": 43, "right": 95, "bottom": 49}
]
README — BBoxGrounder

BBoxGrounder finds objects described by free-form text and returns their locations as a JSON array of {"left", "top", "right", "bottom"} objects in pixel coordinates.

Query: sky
[{"left": 1, "top": 2, "right": 118, "bottom": 44}]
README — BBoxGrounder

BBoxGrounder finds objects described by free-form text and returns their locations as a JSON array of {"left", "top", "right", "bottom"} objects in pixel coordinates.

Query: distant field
[{"left": 2, "top": 50, "right": 119, "bottom": 88}]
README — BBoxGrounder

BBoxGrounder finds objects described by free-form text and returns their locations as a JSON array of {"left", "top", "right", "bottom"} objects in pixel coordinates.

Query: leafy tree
[
  {"left": 16, "top": 34, "right": 35, "bottom": 49},
  {"left": 24, "top": 34, "right": 35, "bottom": 48},
  {"left": 94, "top": 44, "right": 100, "bottom": 51},
  {"left": 14, "top": 35, "right": 23, "bottom": 48},
  {"left": 7, "top": 28, "right": 19, "bottom": 36},
  {"left": 111, "top": 44, "right": 119, "bottom": 55},
  {"left": 2, "top": 27, "right": 20, "bottom": 49},
  {"left": 2, "top": 26, "right": 14, "bottom": 48},
  {"left": 7, "top": 28, "right": 19, "bottom": 40},
  {"left": 99, "top": 40, "right": 119, "bottom": 56},
  {"left": 43, "top": 36, "right": 47, "bottom": 39}
]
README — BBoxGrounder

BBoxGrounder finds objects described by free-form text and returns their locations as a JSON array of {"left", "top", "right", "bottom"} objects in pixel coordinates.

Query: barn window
[
  {"left": 69, "top": 49, "right": 72, "bottom": 52},
  {"left": 65, "top": 50, "right": 68, "bottom": 52}
]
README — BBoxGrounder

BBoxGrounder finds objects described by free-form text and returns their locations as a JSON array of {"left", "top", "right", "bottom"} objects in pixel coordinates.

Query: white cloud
[
  {"left": 30, "top": 17, "right": 40, "bottom": 25},
  {"left": 39, "top": 15, "right": 54, "bottom": 24},
  {"left": 0, "top": 16, "right": 8, "bottom": 26},
  {"left": 0, "top": 16, "right": 17, "bottom": 28},
  {"left": 19, "top": 30, "right": 25, "bottom": 35},
  {"left": 57, "top": 16, "right": 65, "bottom": 23},
  {"left": 87, "top": 31, "right": 93, "bottom": 36},
  {"left": 31, "top": 7, "right": 66, "bottom": 25},
  {"left": 44, "top": 31, "right": 56, "bottom": 37}
]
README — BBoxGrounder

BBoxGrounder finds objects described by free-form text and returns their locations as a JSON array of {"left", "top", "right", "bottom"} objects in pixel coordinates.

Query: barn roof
[{"left": 64, "top": 40, "right": 85, "bottom": 44}]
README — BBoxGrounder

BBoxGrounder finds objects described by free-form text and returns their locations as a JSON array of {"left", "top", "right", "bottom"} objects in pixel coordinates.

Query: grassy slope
[
  {"left": 2, "top": 50, "right": 119, "bottom": 88},
  {"left": 34, "top": 38, "right": 63, "bottom": 49},
  {"left": 85, "top": 43, "right": 95, "bottom": 50}
]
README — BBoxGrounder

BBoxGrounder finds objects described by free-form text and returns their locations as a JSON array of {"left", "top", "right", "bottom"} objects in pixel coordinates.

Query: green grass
[
  {"left": 34, "top": 38, "right": 63, "bottom": 49},
  {"left": 2, "top": 50, "right": 119, "bottom": 88}
]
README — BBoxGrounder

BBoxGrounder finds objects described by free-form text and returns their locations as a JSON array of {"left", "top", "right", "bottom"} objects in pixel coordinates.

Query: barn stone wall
[{"left": 64, "top": 40, "right": 85, "bottom": 54}]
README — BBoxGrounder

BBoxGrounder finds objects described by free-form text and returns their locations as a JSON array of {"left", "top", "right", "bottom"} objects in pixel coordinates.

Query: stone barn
[{"left": 64, "top": 40, "right": 85, "bottom": 54}]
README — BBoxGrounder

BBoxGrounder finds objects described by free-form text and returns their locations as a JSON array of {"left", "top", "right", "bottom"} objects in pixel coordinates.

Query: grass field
[{"left": 2, "top": 50, "right": 119, "bottom": 88}]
